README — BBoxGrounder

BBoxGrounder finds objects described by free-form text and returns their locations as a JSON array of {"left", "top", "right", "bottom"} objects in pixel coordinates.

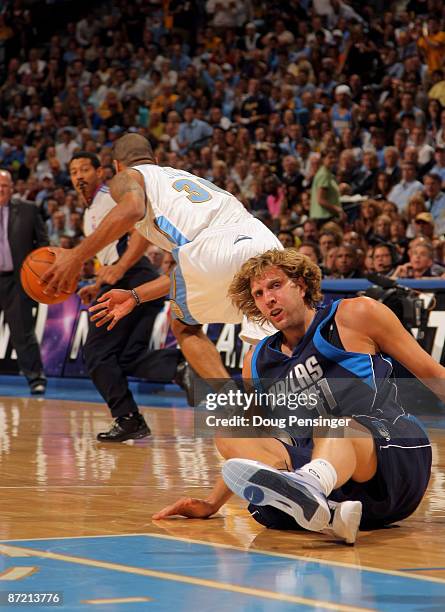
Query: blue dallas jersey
[{"left": 251, "top": 299, "right": 405, "bottom": 425}]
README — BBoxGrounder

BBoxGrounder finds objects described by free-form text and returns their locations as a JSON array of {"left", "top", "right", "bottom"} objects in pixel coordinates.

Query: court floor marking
[
  {"left": 0, "top": 543, "right": 370, "bottom": 612},
  {"left": 400, "top": 568, "right": 445, "bottom": 572},
  {"left": 2, "top": 532, "right": 445, "bottom": 586}
]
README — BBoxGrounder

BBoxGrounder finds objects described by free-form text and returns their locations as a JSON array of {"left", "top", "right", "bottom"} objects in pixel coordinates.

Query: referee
[{"left": 69, "top": 151, "right": 185, "bottom": 442}]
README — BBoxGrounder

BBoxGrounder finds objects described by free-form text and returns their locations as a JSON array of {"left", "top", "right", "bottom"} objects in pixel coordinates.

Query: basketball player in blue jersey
[
  {"left": 42, "top": 134, "right": 281, "bottom": 390},
  {"left": 153, "top": 249, "right": 437, "bottom": 544}
]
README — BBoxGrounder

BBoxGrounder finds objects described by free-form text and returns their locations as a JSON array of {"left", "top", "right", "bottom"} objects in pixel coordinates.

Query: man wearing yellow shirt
[{"left": 418, "top": 19, "right": 445, "bottom": 73}]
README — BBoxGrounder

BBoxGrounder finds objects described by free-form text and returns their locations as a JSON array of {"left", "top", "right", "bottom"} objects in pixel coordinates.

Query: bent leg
[
  {"left": 312, "top": 421, "right": 378, "bottom": 487},
  {"left": 171, "top": 318, "right": 230, "bottom": 380},
  {"left": 215, "top": 437, "right": 292, "bottom": 469}
]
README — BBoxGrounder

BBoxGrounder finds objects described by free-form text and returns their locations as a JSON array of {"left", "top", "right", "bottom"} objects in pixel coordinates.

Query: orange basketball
[{"left": 20, "top": 247, "right": 78, "bottom": 305}]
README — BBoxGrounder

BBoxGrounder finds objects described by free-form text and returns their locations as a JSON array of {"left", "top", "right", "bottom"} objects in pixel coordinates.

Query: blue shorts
[{"left": 248, "top": 414, "right": 432, "bottom": 530}]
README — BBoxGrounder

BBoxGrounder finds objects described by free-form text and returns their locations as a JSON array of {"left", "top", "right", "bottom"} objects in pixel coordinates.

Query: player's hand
[
  {"left": 96, "top": 263, "right": 125, "bottom": 286},
  {"left": 41, "top": 247, "right": 83, "bottom": 295},
  {"left": 88, "top": 289, "right": 136, "bottom": 330},
  {"left": 152, "top": 497, "right": 216, "bottom": 520},
  {"left": 77, "top": 284, "right": 100, "bottom": 305}
]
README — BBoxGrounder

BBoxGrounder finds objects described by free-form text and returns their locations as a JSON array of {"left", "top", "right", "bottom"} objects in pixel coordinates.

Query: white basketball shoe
[{"left": 222, "top": 458, "right": 362, "bottom": 544}]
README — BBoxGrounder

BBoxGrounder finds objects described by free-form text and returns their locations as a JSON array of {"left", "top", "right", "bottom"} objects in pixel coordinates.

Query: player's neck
[
  {"left": 281, "top": 308, "right": 316, "bottom": 353},
  {"left": 130, "top": 159, "right": 155, "bottom": 167}
]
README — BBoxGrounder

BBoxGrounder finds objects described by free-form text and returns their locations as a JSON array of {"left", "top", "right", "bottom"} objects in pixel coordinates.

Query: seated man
[{"left": 154, "top": 249, "right": 438, "bottom": 545}]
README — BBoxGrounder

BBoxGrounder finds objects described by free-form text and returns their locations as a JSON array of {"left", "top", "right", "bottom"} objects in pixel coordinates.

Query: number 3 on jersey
[{"left": 172, "top": 178, "right": 230, "bottom": 204}]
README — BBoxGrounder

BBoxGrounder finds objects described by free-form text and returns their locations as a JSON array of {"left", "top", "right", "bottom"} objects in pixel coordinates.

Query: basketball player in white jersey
[
  {"left": 69, "top": 151, "right": 188, "bottom": 441},
  {"left": 43, "top": 134, "right": 282, "bottom": 386}
]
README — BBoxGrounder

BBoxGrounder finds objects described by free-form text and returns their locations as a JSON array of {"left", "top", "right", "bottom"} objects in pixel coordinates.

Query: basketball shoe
[{"left": 222, "top": 458, "right": 362, "bottom": 544}]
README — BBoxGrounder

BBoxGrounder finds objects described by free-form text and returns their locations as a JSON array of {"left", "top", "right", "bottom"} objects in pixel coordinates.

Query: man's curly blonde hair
[{"left": 228, "top": 249, "right": 322, "bottom": 323}]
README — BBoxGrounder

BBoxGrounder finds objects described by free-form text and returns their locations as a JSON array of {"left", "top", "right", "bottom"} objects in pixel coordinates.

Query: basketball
[{"left": 20, "top": 247, "right": 78, "bottom": 305}]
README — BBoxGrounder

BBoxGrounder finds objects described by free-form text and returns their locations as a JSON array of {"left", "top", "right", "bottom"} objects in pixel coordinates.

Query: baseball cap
[
  {"left": 415, "top": 212, "right": 434, "bottom": 224},
  {"left": 335, "top": 84, "right": 352, "bottom": 96}
]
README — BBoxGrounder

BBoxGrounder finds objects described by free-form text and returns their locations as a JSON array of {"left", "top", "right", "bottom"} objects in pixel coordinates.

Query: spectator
[
  {"left": 264, "top": 175, "right": 286, "bottom": 220},
  {"left": 364, "top": 239, "right": 375, "bottom": 267},
  {"left": 393, "top": 242, "right": 445, "bottom": 278},
  {"left": 319, "top": 229, "right": 342, "bottom": 263},
  {"left": 298, "top": 241, "right": 320, "bottom": 264},
  {"left": 430, "top": 146, "right": 445, "bottom": 186},
  {"left": 375, "top": 172, "right": 392, "bottom": 200},
  {"left": 323, "top": 246, "right": 339, "bottom": 277},
  {"left": 49, "top": 209, "right": 67, "bottom": 245},
  {"left": 178, "top": 106, "right": 213, "bottom": 153},
  {"left": 383, "top": 146, "right": 401, "bottom": 186},
  {"left": 330, "top": 84, "right": 356, "bottom": 137},
  {"left": 332, "top": 244, "right": 362, "bottom": 279},
  {"left": 388, "top": 162, "right": 423, "bottom": 212},
  {"left": 302, "top": 218, "right": 319, "bottom": 243},
  {"left": 372, "top": 243, "right": 398, "bottom": 276},
  {"left": 310, "top": 150, "right": 344, "bottom": 222},
  {"left": 413, "top": 212, "right": 435, "bottom": 240},
  {"left": 278, "top": 230, "right": 295, "bottom": 248},
  {"left": 370, "top": 213, "right": 392, "bottom": 244},
  {"left": 417, "top": 18, "right": 445, "bottom": 73},
  {"left": 423, "top": 173, "right": 445, "bottom": 234},
  {"left": 356, "top": 199, "right": 382, "bottom": 240},
  {"left": 356, "top": 151, "right": 379, "bottom": 196},
  {"left": 55, "top": 129, "right": 78, "bottom": 171}
]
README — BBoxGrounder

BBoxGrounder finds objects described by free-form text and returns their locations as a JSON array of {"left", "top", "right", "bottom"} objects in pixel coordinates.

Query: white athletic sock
[{"left": 299, "top": 459, "right": 338, "bottom": 497}]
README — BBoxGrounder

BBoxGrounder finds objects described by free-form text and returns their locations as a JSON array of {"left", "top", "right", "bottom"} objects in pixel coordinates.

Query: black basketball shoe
[{"left": 97, "top": 412, "right": 151, "bottom": 442}]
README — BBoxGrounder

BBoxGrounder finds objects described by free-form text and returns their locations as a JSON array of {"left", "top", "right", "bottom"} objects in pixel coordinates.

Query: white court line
[{"left": 1, "top": 532, "right": 445, "bottom": 585}]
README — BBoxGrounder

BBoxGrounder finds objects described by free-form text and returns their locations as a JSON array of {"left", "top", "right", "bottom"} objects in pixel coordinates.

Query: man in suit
[{"left": 0, "top": 169, "right": 48, "bottom": 394}]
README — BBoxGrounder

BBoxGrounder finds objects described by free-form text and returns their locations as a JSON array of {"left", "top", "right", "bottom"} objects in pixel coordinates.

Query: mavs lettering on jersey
[{"left": 252, "top": 300, "right": 405, "bottom": 427}]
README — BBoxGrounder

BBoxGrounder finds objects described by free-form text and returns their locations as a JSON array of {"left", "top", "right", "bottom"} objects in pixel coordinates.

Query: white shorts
[{"left": 169, "top": 219, "right": 282, "bottom": 343}]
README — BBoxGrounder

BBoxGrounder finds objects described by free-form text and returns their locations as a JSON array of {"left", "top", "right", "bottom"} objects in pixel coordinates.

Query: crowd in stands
[{"left": 1, "top": 0, "right": 445, "bottom": 279}]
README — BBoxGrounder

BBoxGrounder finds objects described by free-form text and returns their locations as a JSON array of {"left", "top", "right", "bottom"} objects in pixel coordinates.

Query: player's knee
[{"left": 214, "top": 436, "right": 240, "bottom": 459}]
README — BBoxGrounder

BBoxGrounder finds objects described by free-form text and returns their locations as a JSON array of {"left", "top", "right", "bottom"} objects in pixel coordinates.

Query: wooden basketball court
[{"left": 0, "top": 394, "right": 444, "bottom": 610}]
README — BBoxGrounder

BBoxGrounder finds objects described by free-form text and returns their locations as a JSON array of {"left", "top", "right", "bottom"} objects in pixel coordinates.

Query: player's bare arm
[
  {"left": 152, "top": 477, "right": 233, "bottom": 520},
  {"left": 42, "top": 170, "right": 147, "bottom": 294},
  {"left": 337, "top": 297, "right": 445, "bottom": 400},
  {"left": 88, "top": 274, "right": 171, "bottom": 330},
  {"left": 95, "top": 230, "right": 150, "bottom": 287}
]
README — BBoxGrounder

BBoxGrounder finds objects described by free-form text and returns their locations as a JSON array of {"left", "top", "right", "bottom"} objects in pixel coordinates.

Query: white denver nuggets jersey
[
  {"left": 83, "top": 184, "right": 121, "bottom": 265},
  {"left": 133, "top": 164, "right": 252, "bottom": 251}
]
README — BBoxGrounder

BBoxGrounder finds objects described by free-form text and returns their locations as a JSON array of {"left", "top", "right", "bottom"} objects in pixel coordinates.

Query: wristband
[{"left": 130, "top": 288, "right": 141, "bottom": 306}]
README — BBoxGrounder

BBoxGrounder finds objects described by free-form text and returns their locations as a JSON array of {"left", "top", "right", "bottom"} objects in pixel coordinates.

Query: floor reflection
[{"left": 0, "top": 397, "right": 444, "bottom": 583}]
